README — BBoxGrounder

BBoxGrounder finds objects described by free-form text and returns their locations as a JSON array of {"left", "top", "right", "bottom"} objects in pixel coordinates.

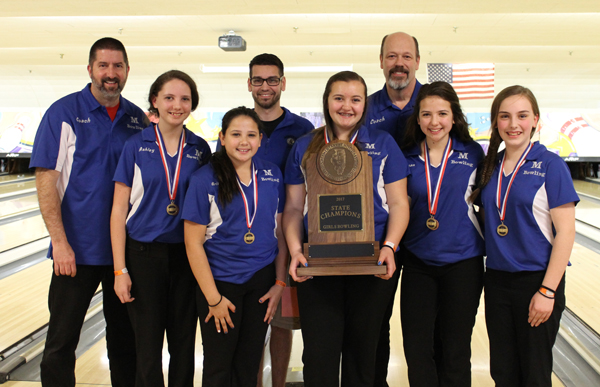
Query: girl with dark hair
[
  {"left": 476, "top": 86, "right": 577, "bottom": 386},
  {"left": 400, "top": 81, "right": 485, "bottom": 386},
  {"left": 182, "top": 106, "right": 288, "bottom": 386},
  {"left": 111, "top": 69, "right": 211, "bottom": 387},
  {"left": 284, "top": 71, "right": 410, "bottom": 386}
]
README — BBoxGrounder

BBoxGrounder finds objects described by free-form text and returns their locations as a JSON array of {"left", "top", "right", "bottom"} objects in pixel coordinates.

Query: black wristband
[
  {"left": 381, "top": 244, "right": 395, "bottom": 252},
  {"left": 540, "top": 284, "right": 556, "bottom": 294},
  {"left": 208, "top": 294, "right": 223, "bottom": 307},
  {"left": 537, "top": 290, "right": 555, "bottom": 300}
]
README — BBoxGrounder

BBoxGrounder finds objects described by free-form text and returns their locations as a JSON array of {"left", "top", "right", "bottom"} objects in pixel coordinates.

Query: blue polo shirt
[
  {"left": 30, "top": 84, "right": 146, "bottom": 266},
  {"left": 480, "top": 142, "right": 579, "bottom": 272},
  {"left": 285, "top": 126, "right": 409, "bottom": 242},
  {"left": 365, "top": 81, "right": 422, "bottom": 147},
  {"left": 182, "top": 157, "right": 285, "bottom": 284},
  {"left": 113, "top": 125, "right": 211, "bottom": 244},
  {"left": 403, "top": 137, "right": 485, "bottom": 266},
  {"left": 217, "top": 107, "right": 314, "bottom": 174}
]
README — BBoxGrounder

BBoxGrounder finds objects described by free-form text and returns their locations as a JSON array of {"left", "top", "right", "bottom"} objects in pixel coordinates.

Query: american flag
[{"left": 427, "top": 63, "right": 495, "bottom": 100}]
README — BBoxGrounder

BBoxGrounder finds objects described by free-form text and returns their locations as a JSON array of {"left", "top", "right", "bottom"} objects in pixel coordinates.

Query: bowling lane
[
  {"left": 0, "top": 180, "right": 36, "bottom": 200},
  {"left": 0, "top": 194, "right": 39, "bottom": 219},
  {"left": 0, "top": 260, "right": 52, "bottom": 351},
  {"left": 0, "top": 173, "right": 34, "bottom": 185},
  {"left": 0, "top": 215, "right": 48, "bottom": 253}
]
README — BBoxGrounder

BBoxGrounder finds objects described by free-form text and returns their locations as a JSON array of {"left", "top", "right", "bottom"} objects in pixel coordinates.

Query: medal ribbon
[
  {"left": 496, "top": 142, "right": 534, "bottom": 222},
  {"left": 423, "top": 138, "right": 453, "bottom": 218},
  {"left": 154, "top": 124, "right": 185, "bottom": 202},
  {"left": 324, "top": 127, "right": 359, "bottom": 144},
  {"left": 236, "top": 162, "right": 258, "bottom": 231}
]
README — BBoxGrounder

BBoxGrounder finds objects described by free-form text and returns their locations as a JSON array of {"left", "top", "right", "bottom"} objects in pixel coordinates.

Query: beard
[
  {"left": 91, "top": 76, "right": 124, "bottom": 99},
  {"left": 387, "top": 66, "right": 411, "bottom": 91},
  {"left": 253, "top": 92, "right": 280, "bottom": 110}
]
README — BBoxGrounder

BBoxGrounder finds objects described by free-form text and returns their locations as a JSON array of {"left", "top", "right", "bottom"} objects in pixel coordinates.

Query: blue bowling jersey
[
  {"left": 365, "top": 82, "right": 422, "bottom": 147},
  {"left": 113, "top": 125, "right": 211, "bottom": 244},
  {"left": 403, "top": 137, "right": 485, "bottom": 266},
  {"left": 30, "top": 84, "right": 146, "bottom": 265},
  {"left": 182, "top": 158, "right": 285, "bottom": 284},
  {"left": 480, "top": 142, "right": 579, "bottom": 272}
]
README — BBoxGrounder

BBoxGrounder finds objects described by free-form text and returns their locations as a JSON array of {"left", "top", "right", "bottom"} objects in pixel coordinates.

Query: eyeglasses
[{"left": 250, "top": 76, "right": 283, "bottom": 86}]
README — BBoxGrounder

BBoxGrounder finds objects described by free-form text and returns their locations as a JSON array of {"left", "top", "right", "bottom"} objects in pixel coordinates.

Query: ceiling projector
[{"left": 218, "top": 31, "right": 246, "bottom": 52}]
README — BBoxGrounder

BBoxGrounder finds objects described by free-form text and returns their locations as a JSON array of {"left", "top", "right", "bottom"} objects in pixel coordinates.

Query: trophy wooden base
[{"left": 297, "top": 241, "right": 386, "bottom": 276}]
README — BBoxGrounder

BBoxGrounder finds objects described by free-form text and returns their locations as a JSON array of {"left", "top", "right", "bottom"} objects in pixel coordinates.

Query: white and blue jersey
[
  {"left": 480, "top": 142, "right": 579, "bottom": 272},
  {"left": 113, "top": 125, "right": 211, "bottom": 244},
  {"left": 285, "top": 126, "right": 409, "bottom": 242},
  {"left": 182, "top": 158, "right": 285, "bottom": 284},
  {"left": 403, "top": 137, "right": 485, "bottom": 266},
  {"left": 365, "top": 82, "right": 422, "bottom": 146},
  {"left": 30, "top": 84, "right": 146, "bottom": 266}
]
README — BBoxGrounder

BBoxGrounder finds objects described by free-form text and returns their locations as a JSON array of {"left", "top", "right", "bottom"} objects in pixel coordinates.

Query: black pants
[
  {"left": 41, "top": 264, "right": 136, "bottom": 387},
  {"left": 126, "top": 237, "right": 197, "bottom": 387},
  {"left": 297, "top": 274, "right": 396, "bottom": 387},
  {"left": 485, "top": 269, "right": 565, "bottom": 387},
  {"left": 400, "top": 250, "right": 484, "bottom": 387},
  {"left": 373, "top": 250, "right": 403, "bottom": 387},
  {"left": 197, "top": 264, "right": 274, "bottom": 387}
]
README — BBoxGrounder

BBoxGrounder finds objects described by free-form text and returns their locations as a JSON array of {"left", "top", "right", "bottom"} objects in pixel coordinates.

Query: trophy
[{"left": 297, "top": 139, "right": 385, "bottom": 276}]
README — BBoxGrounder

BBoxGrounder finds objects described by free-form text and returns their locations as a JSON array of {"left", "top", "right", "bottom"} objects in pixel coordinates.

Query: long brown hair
[
  {"left": 301, "top": 71, "right": 368, "bottom": 168},
  {"left": 210, "top": 106, "right": 263, "bottom": 206},
  {"left": 470, "top": 85, "right": 540, "bottom": 202},
  {"left": 403, "top": 81, "right": 472, "bottom": 151}
]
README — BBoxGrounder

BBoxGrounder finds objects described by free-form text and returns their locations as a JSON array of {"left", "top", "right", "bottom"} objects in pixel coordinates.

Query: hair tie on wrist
[{"left": 208, "top": 294, "right": 223, "bottom": 307}]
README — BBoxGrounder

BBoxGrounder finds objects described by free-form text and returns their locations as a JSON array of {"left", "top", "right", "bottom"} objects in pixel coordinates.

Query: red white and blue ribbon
[
  {"left": 236, "top": 162, "right": 258, "bottom": 231},
  {"left": 154, "top": 124, "right": 185, "bottom": 203},
  {"left": 324, "top": 127, "right": 359, "bottom": 144},
  {"left": 423, "top": 138, "right": 453, "bottom": 219},
  {"left": 496, "top": 142, "right": 534, "bottom": 222}
]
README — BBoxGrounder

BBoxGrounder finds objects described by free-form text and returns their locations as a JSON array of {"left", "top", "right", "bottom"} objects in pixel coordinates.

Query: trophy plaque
[{"left": 297, "top": 140, "right": 385, "bottom": 276}]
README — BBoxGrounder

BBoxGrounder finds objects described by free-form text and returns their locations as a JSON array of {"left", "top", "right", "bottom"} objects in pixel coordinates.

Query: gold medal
[
  {"left": 244, "top": 232, "right": 255, "bottom": 244},
  {"left": 426, "top": 216, "right": 439, "bottom": 230},
  {"left": 496, "top": 143, "right": 533, "bottom": 239},
  {"left": 166, "top": 202, "right": 179, "bottom": 216},
  {"left": 423, "top": 138, "right": 452, "bottom": 234},
  {"left": 497, "top": 223, "right": 508, "bottom": 237},
  {"left": 154, "top": 124, "right": 185, "bottom": 218},
  {"left": 237, "top": 163, "right": 258, "bottom": 246}
]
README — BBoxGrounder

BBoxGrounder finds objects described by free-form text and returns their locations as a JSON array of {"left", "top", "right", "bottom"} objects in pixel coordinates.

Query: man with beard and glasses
[
  {"left": 30, "top": 37, "right": 147, "bottom": 387},
  {"left": 365, "top": 31, "right": 422, "bottom": 387},
  {"left": 247, "top": 53, "right": 313, "bottom": 387}
]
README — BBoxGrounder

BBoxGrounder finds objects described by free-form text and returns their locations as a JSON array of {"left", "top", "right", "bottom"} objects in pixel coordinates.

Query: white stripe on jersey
[
  {"left": 126, "top": 163, "right": 145, "bottom": 224},
  {"left": 273, "top": 199, "right": 279, "bottom": 238},
  {"left": 533, "top": 183, "right": 553, "bottom": 244},
  {"left": 205, "top": 193, "right": 223, "bottom": 242},
  {"left": 465, "top": 169, "right": 483, "bottom": 239},
  {"left": 378, "top": 155, "right": 388, "bottom": 213},
  {"left": 56, "top": 121, "right": 76, "bottom": 201}
]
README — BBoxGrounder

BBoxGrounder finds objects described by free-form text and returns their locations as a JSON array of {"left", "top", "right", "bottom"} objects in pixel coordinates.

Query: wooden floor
[{"left": 5, "top": 176, "right": 600, "bottom": 386}]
